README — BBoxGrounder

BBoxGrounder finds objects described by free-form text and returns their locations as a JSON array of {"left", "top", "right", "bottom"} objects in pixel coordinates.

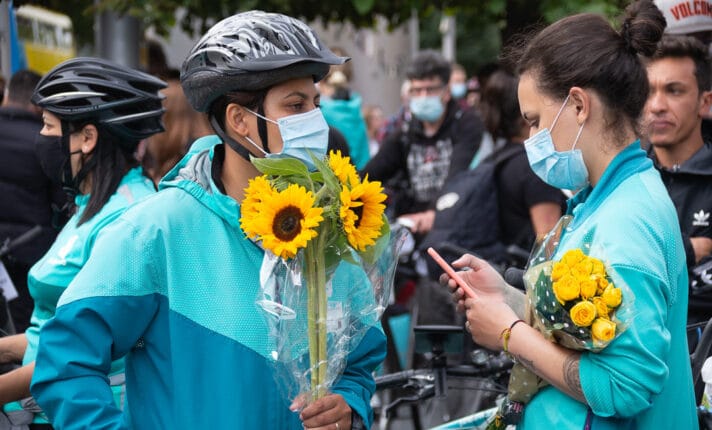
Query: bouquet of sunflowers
[
  {"left": 487, "top": 216, "right": 634, "bottom": 429},
  {"left": 241, "top": 150, "right": 405, "bottom": 404}
]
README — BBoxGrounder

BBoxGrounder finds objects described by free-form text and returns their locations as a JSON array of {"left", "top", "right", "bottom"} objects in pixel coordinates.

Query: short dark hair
[
  {"left": 515, "top": 0, "right": 665, "bottom": 140},
  {"left": 7, "top": 70, "right": 41, "bottom": 105},
  {"left": 406, "top": 50, "right": 451, "bottom": 85},
  {"left": 651, "top": 34, "right": 712, "bottom": 93},
  {"left": 480, "top": 69, "right": 521, "bottom": 141}
]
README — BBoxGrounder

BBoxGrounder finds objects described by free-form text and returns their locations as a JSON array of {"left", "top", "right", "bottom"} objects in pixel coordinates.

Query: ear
[
  {"left": 224, "top": 103, "right": 251, "bottom": 137},
  {"left": 698, "top": 90, "right": 712, "bottom": 118},
  {"left": 569, "top": 87, "right": 590, "bottom": 125},
  {"left": 80, "top": 124, "right": 98, "bottom": 154}
]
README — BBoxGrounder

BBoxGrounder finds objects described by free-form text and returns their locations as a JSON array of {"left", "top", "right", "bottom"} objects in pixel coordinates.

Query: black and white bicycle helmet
[
  {"left": 32, "top": 57, "right": 167, "bottom": 145},
  {"left": 181, "top": 10, "right": 347, "bottom": 113}
]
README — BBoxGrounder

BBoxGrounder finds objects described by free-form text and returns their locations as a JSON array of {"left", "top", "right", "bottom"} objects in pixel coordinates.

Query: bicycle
[{"left": 373, "top": 325, "right": 514, "bottom": 430}]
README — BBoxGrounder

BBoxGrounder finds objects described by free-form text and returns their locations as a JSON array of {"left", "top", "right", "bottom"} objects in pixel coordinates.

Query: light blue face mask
[
  {"left": 245, "top": 108, "right": 330, "bottom": 171},
  {"left": 409, "top": 95, "right": 445, "bottom": 123},
  {"left": 524, "top": 94, "right": 589, "bottom": 191},
  {"left": 451, "top": 83, "right": 467, "bottom": 99}
]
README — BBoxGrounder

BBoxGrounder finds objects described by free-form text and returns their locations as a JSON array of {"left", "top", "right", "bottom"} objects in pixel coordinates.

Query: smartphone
[{"left": 426, "top": 247, "right": 477, "bottom": 299}]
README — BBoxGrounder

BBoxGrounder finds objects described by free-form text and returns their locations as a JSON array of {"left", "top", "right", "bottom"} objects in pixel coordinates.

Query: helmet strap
[
  {"left": 209, "top": 114, "right": 254, "bottom": 163},
  {"left": 256, "top": 105, "right": 270, "bottom": 154}
]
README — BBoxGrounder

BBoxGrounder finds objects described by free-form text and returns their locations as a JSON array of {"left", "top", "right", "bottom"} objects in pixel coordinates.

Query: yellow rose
[
  {"left": 580, "top": 279, "right": 598, "bottom": 299},
  {"left": 570, "top": 300, "right": 597, "bottom": 327},
  {"left": 602, "top": 285, "right": 622, "bottom": 308},
  {"left": 552, "top": 262, "right": 570, "bottom": 282},
  {"left": 572, "top": 259, "right": 594, "bottom": 278},
  {"left": 596, "top": 276, "right": 609, "bottom": 295},
  {"left": 591, "top": 258, "right": 606, "bottom": 277},
  {"left": 561, "top": 249, "right": 585, "bottom": 267},
  {"left": 591, "top": 318, "right": 617, "bottom": 342},
  {"left": 592, "top": 296, "right": 609, "bottom": 319},
  {"left": 553, "top": 274, "right": 581, "bottom": 304}
]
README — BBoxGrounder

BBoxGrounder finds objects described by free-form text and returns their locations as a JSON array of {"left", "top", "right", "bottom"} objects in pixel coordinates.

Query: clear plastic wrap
[
  {"left": 256, "top": 229, "right": 406, "bottom": 404},
  {"left": 524, "top": 215, "right": 635, "bottom": 351}
]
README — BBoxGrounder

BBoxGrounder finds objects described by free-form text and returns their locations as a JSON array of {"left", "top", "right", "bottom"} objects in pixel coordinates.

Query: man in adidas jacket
[{"left": 644, "top": 34, "right": 712, "bottom": 327}]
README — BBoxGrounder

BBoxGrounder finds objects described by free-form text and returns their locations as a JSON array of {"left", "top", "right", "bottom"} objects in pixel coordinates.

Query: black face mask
[{"left": 35, "top": 133, "right": 66, "bottom": 185}]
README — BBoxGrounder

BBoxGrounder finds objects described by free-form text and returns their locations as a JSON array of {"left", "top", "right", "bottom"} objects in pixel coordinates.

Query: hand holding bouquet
[
  {"left": 487, "top": 216, "right": 634, "bottom": 429},
  {"left": 241, "top": 150, "right": 404, "bottom": 405}
]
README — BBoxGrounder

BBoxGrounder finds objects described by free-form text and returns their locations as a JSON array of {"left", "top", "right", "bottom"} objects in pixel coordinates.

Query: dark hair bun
[{"left": 621, "top": 0, "right": 667, "bottom": 57}]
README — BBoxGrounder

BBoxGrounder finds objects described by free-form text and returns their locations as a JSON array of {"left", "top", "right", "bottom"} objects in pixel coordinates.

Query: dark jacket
[
  {"left": 648, "top": 137, "right": 712, "bottom": 323},
  {"left": 362, "top": 100, "right": 483, "bottom": 216},
  {"left": 0, "top": 107, "right": 66, "bottom": 265}
]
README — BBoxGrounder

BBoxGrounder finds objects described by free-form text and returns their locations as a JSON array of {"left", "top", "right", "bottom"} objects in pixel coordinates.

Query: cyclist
[
  {"left": 30, "top": 11, "right": 386, "bottom": 430},
  {"left": 445, "top": 0, "right": 697, "bottom": 428},
  {"left": 0, "top": 57, "right": 163, "bottom": 429}
]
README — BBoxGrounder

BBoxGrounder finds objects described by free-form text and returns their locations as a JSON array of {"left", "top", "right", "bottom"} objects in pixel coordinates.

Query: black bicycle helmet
[
  {"left": 181, "top": 10, "right": 347, "bottom": 113},
  {"left": 32, "top": 57, "right": 167, "bottom": 145}
]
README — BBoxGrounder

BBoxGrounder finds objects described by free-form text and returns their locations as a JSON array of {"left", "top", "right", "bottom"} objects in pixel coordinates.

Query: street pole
[
  {"left": 94, "top": 2, "right": 140, "bottom": 68},
  {"left": 409, "top": 8, "right": 419, "bottom": 57},
  {"left": 440, "top": 14, "right": 456, "bottom": 62},
  {"left": 0, "top": 0, "right": 11, "bottom": 82}
]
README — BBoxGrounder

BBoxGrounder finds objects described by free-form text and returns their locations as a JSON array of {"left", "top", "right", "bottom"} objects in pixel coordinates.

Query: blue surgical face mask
[
  {"left": 409, "top": 95, "right": 444, "bottom": 122},
  {"left": 245, "top": 108, "right": 330, "bottom": 171},
  {"left": 524, "top": 95, "right": 589, "bottom": 191},
  {"left": 451, "top": 83, "right": 467, "bottom": 99}
]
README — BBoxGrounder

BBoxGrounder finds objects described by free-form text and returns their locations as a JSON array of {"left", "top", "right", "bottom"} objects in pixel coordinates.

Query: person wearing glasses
[{"left": 362, "top": 50, "right": 484, "bottom": 236}]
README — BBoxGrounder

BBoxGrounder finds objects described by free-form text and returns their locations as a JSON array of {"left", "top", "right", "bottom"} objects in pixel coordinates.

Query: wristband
[{"left": 500, "top": 319, "right": 525, "bottom": 356}]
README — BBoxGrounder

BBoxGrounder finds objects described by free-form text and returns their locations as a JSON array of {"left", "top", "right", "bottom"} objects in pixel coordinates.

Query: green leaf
[
  {"left": 250, "top": 156, "right": 309, "bottom": 177},
  {"left": 352, "top": 0, "right": 375, "bottom": 15}
]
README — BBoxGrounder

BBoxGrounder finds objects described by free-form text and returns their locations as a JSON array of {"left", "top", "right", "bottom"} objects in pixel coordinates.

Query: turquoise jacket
[
  {"left": 30, "top": 136, "right": 387, "bottom": 430},
  {"left": 4, "top": 167, "right": 155, "bottom": 422},
  {"left": 320, "top": 93, "right": 371, "bottom": 170},
  {"left": 521, "top": 141, "right": 698, "bottom": 429}
]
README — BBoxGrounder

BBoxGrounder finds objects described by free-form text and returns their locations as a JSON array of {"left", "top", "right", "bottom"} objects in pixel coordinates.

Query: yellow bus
[{"left": 14, "top": 5, "right": 75, "bottom": 75}]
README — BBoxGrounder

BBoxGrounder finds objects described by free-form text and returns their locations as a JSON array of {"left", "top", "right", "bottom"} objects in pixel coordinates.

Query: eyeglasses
[{"left": 409, "top": 85, "right": 445, "bottom": 96}]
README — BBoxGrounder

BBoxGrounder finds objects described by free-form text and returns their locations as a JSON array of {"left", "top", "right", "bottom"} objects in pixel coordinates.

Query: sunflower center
[
  {"left": 353, "top": 202, "right": 364, "bottom": 228},
  {"left": 272, "top": 206, "right": 303, "bottom": 241}
]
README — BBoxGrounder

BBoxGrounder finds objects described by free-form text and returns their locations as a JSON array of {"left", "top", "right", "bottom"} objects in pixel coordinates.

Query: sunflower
[
  {"left": 242, "top": 183, "right": 324, "bottom": 259},
  {"left": 240, "top": 176, "right": 275, "bottom": 236},
  {"left": 339, "top": 177, "right": 387, "bottom": 251},
  {"left": 328, "top": 150, "right": 360, "bottom": 188}
]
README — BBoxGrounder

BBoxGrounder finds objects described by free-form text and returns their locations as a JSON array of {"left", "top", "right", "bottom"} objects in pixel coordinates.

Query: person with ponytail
[
  {"left": 444, "top": 1, "right": 699, "bottom": 428},
  {"left": 0, "top": 58, "right": 163, "bottom": 429}
]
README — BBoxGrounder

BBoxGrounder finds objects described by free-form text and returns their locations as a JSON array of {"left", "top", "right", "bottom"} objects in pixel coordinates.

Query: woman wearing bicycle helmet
[
  {"left": 0, "top": 58, "right": 163, "bottom": 429},
  {"left": 30, "top": 11, "right": 386, "bottom": 430}
]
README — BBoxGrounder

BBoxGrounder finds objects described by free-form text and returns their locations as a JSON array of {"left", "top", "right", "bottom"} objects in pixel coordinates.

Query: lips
[{"left": 648, "top": 120, "right": 675, "bottom": 132}]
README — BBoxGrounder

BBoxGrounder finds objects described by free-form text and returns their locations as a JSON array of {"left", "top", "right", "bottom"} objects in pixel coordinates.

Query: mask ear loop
[
  {"left": 549, "top": 94, "right": 571, "bottom": 132},
  {"left": 571, "top": 121, "right": 585, "bottom": 150}
]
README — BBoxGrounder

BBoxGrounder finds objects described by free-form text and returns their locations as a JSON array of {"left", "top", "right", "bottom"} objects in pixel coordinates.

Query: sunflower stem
[
  {"left": 316, "top": 226, "right": 328, "bottom": 399},
  {"left": 305, "top": 243, "right": 319, "bottom": 400}
]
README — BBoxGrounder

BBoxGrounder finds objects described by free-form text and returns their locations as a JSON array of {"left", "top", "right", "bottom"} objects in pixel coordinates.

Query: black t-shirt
[{"left": 494, "top": 142, "right": 566, "bottom": 250}]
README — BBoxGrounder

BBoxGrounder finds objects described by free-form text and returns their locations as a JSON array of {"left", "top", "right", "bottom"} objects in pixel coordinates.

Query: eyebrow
[{"left": 283, "top": 91, "right": 312, "bottom": 100}]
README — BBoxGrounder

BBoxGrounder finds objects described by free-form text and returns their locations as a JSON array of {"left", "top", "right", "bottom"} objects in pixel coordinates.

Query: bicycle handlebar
[{"left": 0, "top": 225, "right": 43, "bottom": 259}]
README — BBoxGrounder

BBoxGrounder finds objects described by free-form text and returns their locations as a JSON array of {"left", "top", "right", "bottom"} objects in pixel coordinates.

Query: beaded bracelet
[{"left": 500, "top": 319, "right": 525, "bottom": 356}]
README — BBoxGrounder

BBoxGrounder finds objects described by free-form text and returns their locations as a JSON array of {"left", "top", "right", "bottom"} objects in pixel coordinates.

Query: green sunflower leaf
[{"left": 250, "top": 156, "right": 310, "bottom": 177}]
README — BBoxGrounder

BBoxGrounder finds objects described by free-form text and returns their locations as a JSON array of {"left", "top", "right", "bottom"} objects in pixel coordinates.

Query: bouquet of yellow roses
[
  {"left": 241, "top": 150, "right": 405, "bottom": 405},
  {"left": 526, "top": 247, "right": 631, "bottom": 351},
  {"left": 486, "top": 216, "right": 634, "bottom": 429}
]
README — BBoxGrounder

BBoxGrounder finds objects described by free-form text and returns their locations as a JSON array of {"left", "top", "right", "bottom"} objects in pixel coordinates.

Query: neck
[
  {"left": 422, "top": 116, "right": 445, "bottom": 137},
  {"left": 221, "top": 142, "right": 260, "bottom": 203},
  {"left": 585, "top": 127, "right": 637, "bottom": 187},
  {"left": 652, "top": 133, "right": 704, "bottom": 169}
]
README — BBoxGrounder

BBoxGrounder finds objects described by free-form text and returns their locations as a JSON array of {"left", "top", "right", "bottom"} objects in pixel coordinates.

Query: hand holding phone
[{"left": 426, "top": 247, "right": 477, "bottom": 299}]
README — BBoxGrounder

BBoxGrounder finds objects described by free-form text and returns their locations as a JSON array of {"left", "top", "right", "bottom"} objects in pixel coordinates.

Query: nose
[{"left": 646, "top": 90, "right": 667, "bottom": 114}]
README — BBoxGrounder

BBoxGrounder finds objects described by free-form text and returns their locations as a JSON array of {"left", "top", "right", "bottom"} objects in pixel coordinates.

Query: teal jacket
[
  {"left": 30, "top": 136, "right": 387, "bottom": 429},
  {"left": 522, "top": 141, "right": 698, "bottom": 429},
  {"left": 320, "top": 93, "right": 370, "bottom": 170},
  {"left": 5, "top": 167, "right": 155, "bottom": 422}
]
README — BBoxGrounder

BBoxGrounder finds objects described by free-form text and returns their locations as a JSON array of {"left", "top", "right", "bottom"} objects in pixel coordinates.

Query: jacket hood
[{"left": 159, "top": 135, "right": 241, "bottom": 227}]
